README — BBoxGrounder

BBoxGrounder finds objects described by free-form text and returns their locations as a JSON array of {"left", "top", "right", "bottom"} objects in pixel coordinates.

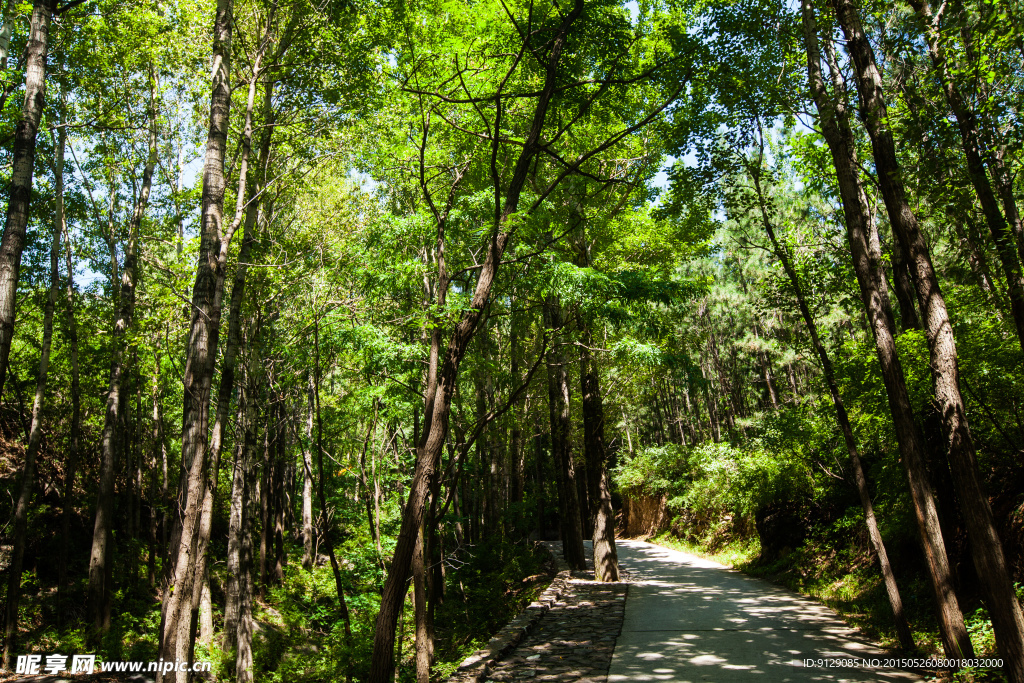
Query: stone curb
[{"left": 443, "top": 550, "right": 572, "bottom": 683}]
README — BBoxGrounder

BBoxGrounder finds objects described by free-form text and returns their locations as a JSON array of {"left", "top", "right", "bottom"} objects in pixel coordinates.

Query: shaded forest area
[{"left": 0, "top": 0, "right": 1022, "bottom": 680}]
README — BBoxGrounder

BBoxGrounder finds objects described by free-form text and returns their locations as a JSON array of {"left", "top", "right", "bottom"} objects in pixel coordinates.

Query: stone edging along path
[{"left": 444, "top": 542, "right": 628, "bottom": 683}]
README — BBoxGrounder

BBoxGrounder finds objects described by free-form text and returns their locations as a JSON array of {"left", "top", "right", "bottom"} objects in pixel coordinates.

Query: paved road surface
[{"left": 608, "top": 540, "right": 924, "bottom": 682}]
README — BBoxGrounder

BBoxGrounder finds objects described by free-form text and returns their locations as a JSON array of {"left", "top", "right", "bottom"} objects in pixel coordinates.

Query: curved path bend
[{"left": 609, "top": 540, "right": 923, "bottom": 683}]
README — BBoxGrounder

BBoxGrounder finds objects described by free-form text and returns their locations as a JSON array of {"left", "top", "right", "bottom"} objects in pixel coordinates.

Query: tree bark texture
[
  {"left": 185, "top": 63, "right": 273, "bottom": 666},
  {"left": 2, "top": 110, "right": 64, "bottom": 667},
  {"left": 834, "top": 0, "right": 1024, "bottom": 675},
  {"left": 545, "top": 295, "right": 586, "bottom": 569},
  {"left": 747, "top": 149, "right": 914, "bottom": 649},
  {"left": 803, "top": 0, "right": 972, "bottom": 660},
  {"left": 0, "top": 0, "right": 51, "bottom": 399},
  {"left": 224, "top": 342, "right": 258, "bottom": 660},
  {"left": 579, "top": 322, "right": 618, "bottom": 580},
  {"left": 158, "top": 0, "right": 234, "bottom": 677}
]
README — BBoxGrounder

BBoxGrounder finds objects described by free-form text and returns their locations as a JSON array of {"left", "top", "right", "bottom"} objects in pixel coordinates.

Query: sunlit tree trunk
[
  {"left": 158, "top": 0, "right": 234, "bottom": 676},
  {"left": 2, "top": 105, "right": 64, "bottom": 667},
  {"left": 803, "top": 0, "right": 972, "bottom": 660},
  {"left": 834, "top": 0, "right": 1024, "bottom": 675},
  {"left": 235, "top": 477, "right": 255, "bottom": 683},
  {"left": 413, "top": 520, "right": 430, "bottom": 683},
  {"left": 745, "top": 145, "right": 913, "bottom": 649},
  {"left": 188, "top": 66, "right": 273, "bottom": 663},
  {"left": 0, "top": 0, "right": 51, "bottom": 398}
]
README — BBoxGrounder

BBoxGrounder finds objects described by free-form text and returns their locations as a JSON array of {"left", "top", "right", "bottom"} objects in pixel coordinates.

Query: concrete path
[{"left": 608, "top": 540, "right": 924, "bottom": 683}]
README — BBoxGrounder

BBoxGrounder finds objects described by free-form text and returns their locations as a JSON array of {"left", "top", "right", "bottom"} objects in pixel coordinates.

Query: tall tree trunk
[
  {"left": 148, "top": 349, "right": 163, "bottom": 589},
  {"left": 907, "top": 0, "right": 1024, "bottom": 353},
  {"left": 803, "top": 0, "right": 973, "bottom": 660},
  {"left": 580, "top": 323, "right": 618, "bottom": 581},
  {"left": 312, "top": 317, "right": 354, "bottom": 682},
  {"left": 509, "top": 306, "right": 524, "bottom": 507},
  {"left": 413, "top": 519, "right": 430, "bottom": 683},
  {"left": 158, "top": 0, "right": 235, "bottom": 676},
  {"left": 0, "top": 0, "right": 51, "bottom": 398},
  {"left": 356, "top": 403, "right": 382, "bottom": 560},
  {"left": 58, "top": 102, "right": 82, "bottom": 606},
  {"left": 368, "top": 3, "right": 585, "bottom": 675},
  {"left": 89, "top": 73, "right": 158, "bottom": 631},
  {"left": 1, "top": 109, "right": 63, "bottom": 667},
  {"left": 545, "top": 295, "right": 586, "bottom": 569},
  {"left": 745, "top": 146, "right": 914, "bottom": 649},
  {"left": 235, "top": 474, "right": 255, "bottom": 683},
  {"left": 224, "top": 332, "right": 259, "bottom": 659},
  {"left": 272, "top": 399, "right": 286, "bottom": 583},
  {"left": 834, "top": 1, "right": 1024, "bottom": 675},
  {"left": 302, "top": 408, "right": 315, "bottom": 569},
  {"left": 186, "top": 64, "right": 274, "bottom": 663},
  {"left": 579, "top": 329, "right": 602, "bottom": 524}
]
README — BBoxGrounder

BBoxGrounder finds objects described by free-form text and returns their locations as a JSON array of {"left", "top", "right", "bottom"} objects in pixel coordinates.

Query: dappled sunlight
[{"left": 608, "top": 541, "right": 922, "bottom": 682}]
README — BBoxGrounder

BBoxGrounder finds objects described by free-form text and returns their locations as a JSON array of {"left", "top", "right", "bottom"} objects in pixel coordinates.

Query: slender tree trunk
[
  {"left": 0, "top": 0, "right": 51, "bottom": 398},
  {"left": 834, "top": 1, "right": 1024, "bottom": 675},
  {"left": 235, "top": 479, "right": 254, "bottom": 683},
  {"left": 158, "top": 0, "right": 235, "bottom": 676},
  {"left": 545, "top": 295, "right": 586, "bottom": 569},
  {"left": 58, "top": 112, "right": 82, "bottom": 605},
  {"left": 890, "top": 238, "right": 921, "bottom": 331},
  {"left": 356, "top": 403, "right": 382, "bottom": 559},
  {"left": 413, "top": 519, "right": 430, "bottom": 683},
  {"left": 148, "top": 364, "right": 161, "bottom": 589},
  {"left": 225, "top": 333, "right": 259, "bottom": 658},
  {"left": 579, "top": 326, "right": 602, "bottom": 523},
  {"left": 368, "top": 6, "right": 585, "bottom": 676},
  {"left": 1, "top": 111, "right": 63, "bottom": 667},
  {"left": 746, "top": 149, "right": 914, "bottom": 649},
  {"left": 579, "top": 322, "right": 618, "bottom": 579},
  {"left": 185, "top": 63, "right": 274, "bottom": 665},
  {"left": 803, "top": 0, "right": 973, "bottom": 660},
  {"left": 908, "top": 0, "right": 1024, "bottom": 353},
  {"left": 509, "top": 307, "right": 524, "bottom": 506},
  {"left": 89, "top": 74, "right": 158, "bottom": 632},
  {"left": 313, "top": 317, "right": 354, "bottom": 682},
  {"left": 302, "top": 404, "right": 315, "bottom": 569},
  {"left": 272, "top": 400, "right": 286, "bottom": 583},
  {"left": 199, "top": 571, "right": 214, "bottom": 646}
]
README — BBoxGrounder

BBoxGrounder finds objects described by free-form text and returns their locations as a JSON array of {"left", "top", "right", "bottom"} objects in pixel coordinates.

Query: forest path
[{"left": 608, "top": 540, "right": 923, "bottom": 683}]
